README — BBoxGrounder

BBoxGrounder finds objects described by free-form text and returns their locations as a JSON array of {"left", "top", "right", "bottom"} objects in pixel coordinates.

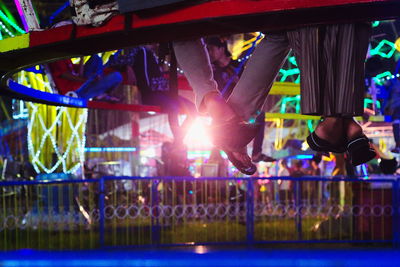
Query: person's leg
[
  {"left": 173, "top": 39, "right": 257, "bottom": 175},
  {"left": 175, "top": 96, "right": 197, "bottom": 138},
  {"left": 173, "top": 39, "right": 220, "bottom": 114},
  {"left": 83, "top": 55, "right": 103, "bottom": 78},
  {"left": 227, "top": 32, "right": 290, "bottom": 120},
  {"left": 252, "top": 112, "right": 265, "bottom": 157},
  {"left": 77, "top": 71, "right": 122, "bottom": 100},
  {"left": 251, "top": 112, "right": 276, "bottom": 162}
]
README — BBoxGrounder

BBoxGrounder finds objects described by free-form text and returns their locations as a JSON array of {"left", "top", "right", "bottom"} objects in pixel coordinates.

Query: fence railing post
[
  {"left": 99, "top": 177, "right": 105, "bottom": 248},
  {"left": 246, "top": 178, "right": 254, "bottom": 245},
  {"left": 151, "top": 179, "right": 160, "bottom": 245},
  {"left": 393, "top": 179, "right": 400, "bottom": 248},
  {"left": 295, "top": 179, "right": 302, "bottom": 241}
]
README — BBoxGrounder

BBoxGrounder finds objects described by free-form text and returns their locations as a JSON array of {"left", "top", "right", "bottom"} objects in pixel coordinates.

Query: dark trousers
[{"left": 252, "top": 112, "right": 265, "bottom": 157}]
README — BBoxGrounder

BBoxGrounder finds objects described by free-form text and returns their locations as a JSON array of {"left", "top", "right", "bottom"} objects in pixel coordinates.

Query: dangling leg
[
  {"left": 173, "top": 39, "right": 257, "bottom": 174},
  {"left": 227, "top": 32, "right": 290, "bottom": 120}
]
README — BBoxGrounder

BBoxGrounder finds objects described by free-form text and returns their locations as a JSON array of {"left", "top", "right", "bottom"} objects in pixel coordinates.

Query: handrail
[{"left": 0, "top": 175, "right": 398, "bottom": 186}]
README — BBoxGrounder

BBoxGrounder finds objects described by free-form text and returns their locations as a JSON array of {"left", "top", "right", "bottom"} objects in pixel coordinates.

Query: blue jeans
[{"left": 76, "top": 55, "right": 122, "bottom": 100}]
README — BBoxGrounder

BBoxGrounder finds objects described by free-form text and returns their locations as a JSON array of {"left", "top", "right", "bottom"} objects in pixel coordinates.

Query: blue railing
[{"left": 0, "top": 176, "right": 399, "bottom": 250}]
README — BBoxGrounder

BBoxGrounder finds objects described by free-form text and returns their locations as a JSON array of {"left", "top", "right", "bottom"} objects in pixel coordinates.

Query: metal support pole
[
  {"left": 99, "top": 177, "right": 105, "bottom": 248},
  {"left": 246, "top": 178, "right": 254, "bottom": 245}
]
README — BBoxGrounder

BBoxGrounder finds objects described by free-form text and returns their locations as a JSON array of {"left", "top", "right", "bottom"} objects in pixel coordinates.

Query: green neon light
[
  {"left": 0, "top": 10, "right": 25, "bottom": 34},
  {"left": 0, "top": 2, "right": 19, "bottom": 26},
  {"left": 279, "top": 68, "right": 300, "bottom": 82},
  {"left": 372, "top": 21, "right": 380, "bottom": 27},
  {"left": 307, "top": 120, "right": 314, "bottom": 132},
  {"left": 364, "top": 98, "right": 381, "bottom": 109},
  {"left": 373, "top": 71, "right": 392, "bottom": 84},
  {"left": 370, "top": 39, "right": 396, "bottom": 58},
  {"left": 0, "top": 20, "right": 14, "bottom": 37},
  {"left": 0, "top": 27, "right": 2, "bottom": 40},
  {"left": 288, "top": 56, "right": 297, "bottom": 66},
  {"left": 280, "top": 95, "right": 300, "bottom": 113}
]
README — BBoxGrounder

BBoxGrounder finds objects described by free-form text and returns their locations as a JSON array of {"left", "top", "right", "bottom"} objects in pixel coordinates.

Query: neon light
[
  {"left": 0, "top": 20, "right": 14, "bottom": 37},
  {"left": 0, "top": 9, "right": 25, "bottom": 34},
  {"left": 8, "top": 80, "right": 87, "bottom": 107},
  {"left": 280, "top": 95, "right": 300, "bottom": 114},
  {"left": 12, "top": 0, "right": 28, "bottom": 32},
  {"left": 395, "top": 38, "right": 400, "bottom": 52},
  {"left": 372, "top": 21, "right": 380, "bottom": 27},
  {"left": 292, "top": 155, "right": 314, "bottom": 160},
  {"left": 84, "top": 147, "right": 137, "bottom": 152},
  {"left": 364, "top": 98, "right": 381, "bottom": 109},
  {"left": 373, "top": 71, "right": 393, "bottom": 84},
  {"left": 0, "top": 3, "right": 19, "bottom": 26},
  {"left": 279, "top": 68, "right": 300, "bottom": 82},
  {"left": 370, "top": 39, "right": 396, "bottom": 58},
  {"left": 288, "top": 56, "right": 297, "bottom": 66},
  {"left": 47, "top": 1, "right": 69, "bottom": 26}
]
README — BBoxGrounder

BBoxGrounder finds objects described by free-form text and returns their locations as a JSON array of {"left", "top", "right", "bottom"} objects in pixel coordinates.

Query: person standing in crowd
[{"left": 277, "top": 159, "right": 292, "bottom": 204}]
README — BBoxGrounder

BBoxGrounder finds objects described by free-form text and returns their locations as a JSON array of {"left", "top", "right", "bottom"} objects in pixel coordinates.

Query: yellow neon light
[{"left": 269, "top": 82, "right": 300, "bottom": 95}]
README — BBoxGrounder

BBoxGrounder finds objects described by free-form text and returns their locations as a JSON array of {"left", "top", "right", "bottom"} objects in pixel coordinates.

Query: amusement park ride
[
  {"left": 0, "top": 0, "right": 398, "bottom": 174},
  {"left": 0, "top": 0, "right": 399, "bottom": 107}
]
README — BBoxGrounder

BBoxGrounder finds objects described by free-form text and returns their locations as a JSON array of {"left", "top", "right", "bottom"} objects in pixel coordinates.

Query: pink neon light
[{"left": 13, "top": 0, "right": 29, "bottom": 32}]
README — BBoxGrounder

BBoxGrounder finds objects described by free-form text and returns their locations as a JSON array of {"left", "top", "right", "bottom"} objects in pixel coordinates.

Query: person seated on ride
[{"left": 108, "top": 44, "right": 197, "bottom": 148}]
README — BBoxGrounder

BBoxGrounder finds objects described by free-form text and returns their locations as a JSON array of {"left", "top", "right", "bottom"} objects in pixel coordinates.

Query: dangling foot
[
  {"left": 306, "top": 117, "right": 346, "bottom": 153},
  {"left": 222, "top": 146, "right": 257, "bottom": 175},
  {"left": 251, "top": 153, "right": 276, "bottom": 163},
  {"left": 204, "top": 92, "right": 258, "bottom": 151},
  {"left": 344, "top": 118, "right": 376, "bottom": 166}
]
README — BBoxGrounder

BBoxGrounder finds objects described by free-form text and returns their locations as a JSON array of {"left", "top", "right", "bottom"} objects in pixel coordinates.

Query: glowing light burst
[{"left": 184, "top": 117, "right": 213, "bottom": 149}]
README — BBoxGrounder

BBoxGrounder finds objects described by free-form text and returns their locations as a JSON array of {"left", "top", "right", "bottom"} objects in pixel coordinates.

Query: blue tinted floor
[{"left": 1, "top": 248, "right": 400, "bottom": 267}]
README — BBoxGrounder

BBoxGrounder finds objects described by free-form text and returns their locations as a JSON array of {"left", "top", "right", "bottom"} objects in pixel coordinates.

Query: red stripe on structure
[
  {"left": 130, "top": 0, "right": 386, "bottom": 28},
  {"left": 30, "top": 25, "right": 74, "bottom": 47},
  {"left": 88, "top": 101, "right": 162, "bottom": 113}
]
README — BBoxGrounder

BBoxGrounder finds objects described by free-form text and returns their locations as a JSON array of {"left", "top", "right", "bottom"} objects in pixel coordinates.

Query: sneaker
[{"left": 251, "top": 153, "right": 276, "bottom": 163}]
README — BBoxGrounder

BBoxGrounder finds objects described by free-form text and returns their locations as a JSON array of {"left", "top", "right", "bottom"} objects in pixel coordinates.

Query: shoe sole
[{"left": 306, "top": 133, "right": 346, "bottom": 153}]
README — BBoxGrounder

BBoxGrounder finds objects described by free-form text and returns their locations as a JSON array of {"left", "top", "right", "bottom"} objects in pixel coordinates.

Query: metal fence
[{"left": 0, "top": 176, "right": 399, "bottom": 250}]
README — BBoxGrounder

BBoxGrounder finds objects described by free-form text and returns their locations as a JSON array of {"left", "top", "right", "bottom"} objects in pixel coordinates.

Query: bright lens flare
[{"left": 184, "top": 117, "right": 213, "bottom": 148}]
